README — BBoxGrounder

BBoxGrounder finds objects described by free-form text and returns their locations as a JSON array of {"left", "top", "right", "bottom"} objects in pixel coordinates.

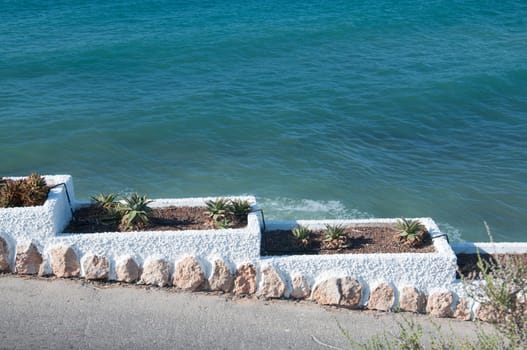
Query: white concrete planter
[
  {"left": 0, "top": 175, "right": 74, "bottom": 244},
  {"left": 4, "top": 175, "right": 523, "bottom": 320},
  {"left": 261, "top": 218, "right": 457, "bottom": 294},
  {"left": 43, "top": 196, "right": 261, "bottom": 278}
]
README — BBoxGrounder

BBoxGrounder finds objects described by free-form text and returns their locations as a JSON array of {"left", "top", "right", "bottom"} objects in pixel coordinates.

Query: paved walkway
[{"left": 0, "top": 275, "right": 491, "bottom": 349}]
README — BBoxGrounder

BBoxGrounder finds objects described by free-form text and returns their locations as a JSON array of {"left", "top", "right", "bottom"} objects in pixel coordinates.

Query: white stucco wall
[{"left": 451, "top": 242, "right": 527, "bottom": 254}]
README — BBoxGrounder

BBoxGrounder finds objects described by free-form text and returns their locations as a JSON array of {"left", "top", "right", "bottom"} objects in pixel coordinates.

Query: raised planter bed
[
  {"left": 5, "top": 174, "right": 525, "bottom": 321},
  {"left": 65, "top": 203, "right": 248, "bottom": 233},
  {"left": 47, "top": 197, "right": 261, "bottom": 274},
  {"left": 0, "top": 175, "right": 74, "bottom": 274},
  {"left": 261, "top": 222, "right": 435, "bottom": 255},
  {"left": 0, "top": 175, "right": 74, "bottom": 243},
  {"left": 260, "top": 218, "right": 456, "bottom": 294},
  {"left": 452, "top": 242, "right": 527, "bottom": 279}
]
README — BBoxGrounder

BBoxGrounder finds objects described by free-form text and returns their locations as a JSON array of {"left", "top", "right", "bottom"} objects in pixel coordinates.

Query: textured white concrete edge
[
  {"left": 262, "top": 218, "right": 457, "bottom": 298},
  {"left": 451, "top": 242, "right": 527, "bottom": 254}
]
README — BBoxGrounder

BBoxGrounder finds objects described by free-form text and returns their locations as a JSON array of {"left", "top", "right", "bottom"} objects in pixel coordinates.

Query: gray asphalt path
[{"left": 0, "top": 275, "right": 491, "bottom": 349}]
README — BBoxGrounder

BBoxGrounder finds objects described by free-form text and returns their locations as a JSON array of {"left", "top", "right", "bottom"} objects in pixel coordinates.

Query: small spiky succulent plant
[
  {"left": 323, "top": 224, "right": 347, "bottom": 249},
  {"left": 118, "top": 193, "right": 153, "bottom": 231},
  {"left": 395, "top": 218, "right": 428, "bottom": 247},
  {"left": 228, "top": 199, "right": 252, "bottom": 225},
  {"left": 0, "top": 173, "right": 49, "bottom": 208},
  {"left": 20, "top": 173, "right": 48, "bottom": 206},
  {"left": 92, "top": 193, "right": 119, "bottom": 210},
  {"left": 0, "top": 179, "right": 23, "bottom": 207},
  {"left": 204, "top": 198, "right": 231, "bottom": 222},
  {"left": 292, "top": 226, "right": 311, "bottom": 247}
]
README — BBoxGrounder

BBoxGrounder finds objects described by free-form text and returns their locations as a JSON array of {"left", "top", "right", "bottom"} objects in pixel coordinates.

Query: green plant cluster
[
  {"left": 470, "top": 255, "right": 527, "bottom": 348},
  {"left": 204, "top": 198, "right": 252, "bottom": 228},
  {"left": 91, "top": 193, "right": 152, "bottom": 231},
  {"left": 395, "top": 218, "right": 428, "bottom": 247},
  {"left": 463, "top": 223, "right": 527, "bottom": 348},
  {"left": 292, "top": 226, "right": 311, "bottom": 247},
  {"left": 0, "top": 173, "right": 49, "bottom": 208},
  {"left": 324, "top": 224, "right": 346, "bottom": 241},
  {"left": 323, "top": 224, "right": 348, "bottom": 249},
  {"left": 341, "top": 316, "right": 510, "bottom": 350}
]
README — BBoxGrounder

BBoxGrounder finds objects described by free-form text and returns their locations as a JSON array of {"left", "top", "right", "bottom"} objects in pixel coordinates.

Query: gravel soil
[
  {"left": 64, "top": 206, "right": 246, "bottom": 233},
  {"left": 261, "top": 225, "right": 435, "bottom": 255}
]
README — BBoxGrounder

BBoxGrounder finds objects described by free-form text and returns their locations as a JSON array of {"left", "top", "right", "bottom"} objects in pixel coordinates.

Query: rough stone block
[
  {"left": 50, "top": 246, "right": 80, "bottom": 278},
  {"left": 312, "top": 278, "right": 341, "bottom": 306},
  {"left": 208, "top": 259, "right": 234, "bottom": 293},
  {"left": 476, "top": 303, "right": 503, "bottom": 323},
  {"left": 115, "top": 257, "right": 140, "bottom": 283},
  {"left": 257, "top": 266, "right": 285, "bottom": 299},
  {"left": 82, "top": 254, "right": 110, "bottom": 280},
  {"left": 368, "top": 283, "right": 394, "bottom": 311},
  {"left": 453, "top": 297, "right": 472, "bottom": 321},
  {"left": 427, "top": 291, "right": 454, "bottom": 318},
  {"left": 290, "top": 275, "right": 311, "bottom": 299},
  {"left": 399, "top": 286, "right": 427, "bottom": 314},
  {"left": 339, "top": 277, "right": 362, "bottom": 309},
  {"left": 15, "top": 242, "right": 42, "bottom": 275},
  {"left": 140, "top": 258, "right": 170, "bottom": 287},
  {"left": 0, "top": 237, "right": 11, "bottom": 272},
  {"left": 234, "top": 263, "right": 256, "bottom": 295},
  {"left": 172, "top": 256, "right": 205, "bottom": 291}
]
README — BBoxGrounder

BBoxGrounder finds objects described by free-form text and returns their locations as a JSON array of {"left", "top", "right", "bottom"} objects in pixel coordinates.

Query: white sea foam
[
  {"left": 436, "top": 222, "right": 464, "bottom": 243},
  {"left": 257, "top": 197, "right": 372, "bottom": 221}
]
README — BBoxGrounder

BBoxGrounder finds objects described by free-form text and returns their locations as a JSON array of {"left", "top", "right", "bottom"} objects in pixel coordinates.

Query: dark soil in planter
[
  {"left": 456, "top": 253, "right": 527, "bottom": 279},
  {"left": 261, "top": 225, "right": 435, "bottom": 255},
  {"left": 64, "top": 206, "right": 247, "bottom": 233}
]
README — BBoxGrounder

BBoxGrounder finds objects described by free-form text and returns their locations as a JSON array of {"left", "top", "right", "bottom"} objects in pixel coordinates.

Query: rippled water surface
[{"left": 1, "top": 0, "right": 526, "bottom": 241}]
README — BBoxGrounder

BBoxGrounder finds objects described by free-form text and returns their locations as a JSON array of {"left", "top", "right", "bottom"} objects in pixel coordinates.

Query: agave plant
[
  {"left": 118, "top": 193, "right": 153, "bottom": 231},
  {"left": 323, "top": 224, "right": 347, "bottom": 249},
  {"left": 89, "top": 192, "right": 121, "bottom": 224},
  {"left": 204, "top": 198, "right": 231, "bottom": 222},
  {"left": 0, "top": 179, "right": 23, "bottom": 207},
  {"left": 292, "top": 226, "right": 311, "bottom": 248},
  {"left": 91, "top": 193, "right": 118, "bottom": 210},
  {"left": 395, "top": 218, "right": 427, "bottom": 247},
  {"left": 215, "top": 217, "right": 233, "bottom": 229},
  {"left": 324, "top": 224, "right": 346, "bottom": 241},
  {"left": 228, "top": 199, "right": 252, "bottom": 225},
  {"left": 20, "top": 173, "right": 48, "bottom": 206},
  {"left": 0, "top": 174, "right": 49, "bottom": 208}
]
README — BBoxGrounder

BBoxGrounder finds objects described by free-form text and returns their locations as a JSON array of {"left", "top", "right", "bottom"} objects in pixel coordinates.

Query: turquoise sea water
[{"left": 1, "top": 0, "right": 526, "bottom": 242}]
